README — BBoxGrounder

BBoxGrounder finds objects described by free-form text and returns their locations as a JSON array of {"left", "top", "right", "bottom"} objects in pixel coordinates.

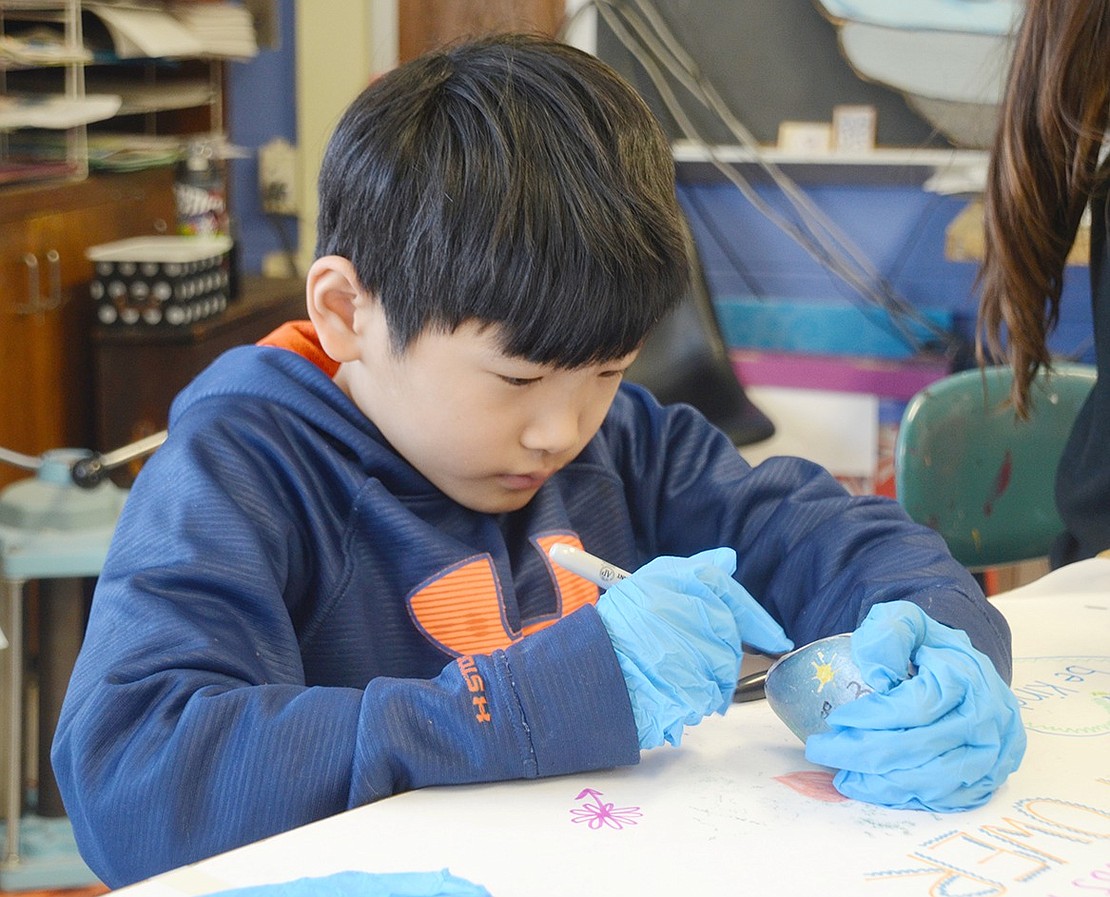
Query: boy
[{"left": 53, "top": 34, "right": 1023, "bottom": 888}]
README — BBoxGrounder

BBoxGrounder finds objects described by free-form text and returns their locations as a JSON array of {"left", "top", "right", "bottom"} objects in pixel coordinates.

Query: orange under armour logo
[
  {"left": 456, "top": 655, "right": 491, "bottom": 723},
  {"left": 406, "top": 533, "right": 599, "bottom": 656}
]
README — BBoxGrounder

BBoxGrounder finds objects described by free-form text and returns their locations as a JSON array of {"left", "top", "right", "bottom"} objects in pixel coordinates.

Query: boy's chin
[{"left": 450, "top": 483, "right": 540, "bottom": 515}]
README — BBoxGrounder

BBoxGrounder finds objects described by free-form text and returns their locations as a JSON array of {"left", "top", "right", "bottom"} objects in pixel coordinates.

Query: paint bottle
[
  {"left": 174, "top": 138, "right": 239, "bottom": 299},
  {"left": 174, "top": 139, "right": 228, "bottom": 238}
]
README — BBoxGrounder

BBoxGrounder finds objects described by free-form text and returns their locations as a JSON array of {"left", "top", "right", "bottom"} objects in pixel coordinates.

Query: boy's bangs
[{"left": 471, "top": 240, "right": 682, "bottom": 368}]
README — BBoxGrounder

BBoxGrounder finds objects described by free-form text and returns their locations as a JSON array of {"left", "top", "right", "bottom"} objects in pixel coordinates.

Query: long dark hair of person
[{"left": 977, "top": 0, "right": 1110, "bottom": 417}]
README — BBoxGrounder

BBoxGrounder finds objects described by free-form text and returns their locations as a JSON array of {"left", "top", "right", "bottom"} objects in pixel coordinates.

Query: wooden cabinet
[
  {"left": 0, "top": 166, "right": 175, "bottom": 489},
  {"left": 92, "top": 275, "right": 305, "bottom": 479}
]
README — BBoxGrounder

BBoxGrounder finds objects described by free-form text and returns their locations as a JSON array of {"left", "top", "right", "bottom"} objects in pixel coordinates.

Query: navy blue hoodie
[{"left": 52, "top": 344, "right": 1009, "bottom": 886}]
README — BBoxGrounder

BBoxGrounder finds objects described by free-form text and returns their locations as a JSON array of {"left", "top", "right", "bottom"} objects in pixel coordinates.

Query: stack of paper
[
  {"left": 83, "top": 1, "right": 258, "bottom": 60},
  {"left": 169, "top": 2, "right": 259, "bottom": 59},
  {"left": 85, "top": 2, "right": 203, "bottom": 58},
  {"left": 0, "top": 93, "right": 122, "bottom": 129},
  {"left": 4, "top": 130, "right": 185, "bottom": 171},
  {"left": 0, "top": 28, "right": 92, "bottom": 66},
  {"left": 84, "top": 74, "right": 212, "bottom": 113}
]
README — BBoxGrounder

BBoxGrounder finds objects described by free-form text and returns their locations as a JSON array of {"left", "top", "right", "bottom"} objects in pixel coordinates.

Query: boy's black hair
[{"left": 315, "top": 32, "right": 690, "bottom": 367}]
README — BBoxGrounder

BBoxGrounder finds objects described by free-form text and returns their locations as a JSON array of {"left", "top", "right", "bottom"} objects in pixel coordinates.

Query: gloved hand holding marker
[
  {"left": 549, "top": 543, "right": 793, "bottom": 749},
  {"left": 548, "top": 544, "right": 790, "bottom": 661}
]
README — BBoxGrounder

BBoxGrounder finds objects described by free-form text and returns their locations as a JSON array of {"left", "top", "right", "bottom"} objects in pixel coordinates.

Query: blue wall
[
  {"left": 226, "top": 0, "right": 297, "bottom": 277},
  {"left": 680, "top": 179, "right": 1096, "bottom": 366}
]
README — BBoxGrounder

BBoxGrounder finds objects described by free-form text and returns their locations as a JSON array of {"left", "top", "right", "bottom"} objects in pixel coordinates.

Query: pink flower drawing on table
[{"left": 569, "top": 788, "right": 643, "bottom": 830}]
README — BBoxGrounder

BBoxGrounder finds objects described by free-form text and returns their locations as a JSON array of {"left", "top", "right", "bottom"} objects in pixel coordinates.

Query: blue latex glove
[
  {"left": 596, "top": 547, "right": 793, "bottom": 750},
  {"left": 805, "top": 600, "right": 1026, "bottom": 812},
  {"left": 209, "top": 870, "right": 491, "bottom": 897}
]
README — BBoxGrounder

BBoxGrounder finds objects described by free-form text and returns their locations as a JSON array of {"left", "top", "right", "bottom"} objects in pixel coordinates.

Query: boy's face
[{"left": 336, "top": 300, "right": 638, "bottom": 514}]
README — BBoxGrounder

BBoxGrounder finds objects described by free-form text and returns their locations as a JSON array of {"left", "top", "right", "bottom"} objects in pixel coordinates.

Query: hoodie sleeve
[
  {"left": 608, "top": 387, "right": 1013, "bottom": 683},
  {"left": 51, "top": 385, "right": 638, "bottom": 888}
]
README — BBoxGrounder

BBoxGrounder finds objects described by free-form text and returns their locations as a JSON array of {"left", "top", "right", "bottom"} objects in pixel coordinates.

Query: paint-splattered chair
[{"left": 894, "top": 363, "right": 1096, "bottom": 571}]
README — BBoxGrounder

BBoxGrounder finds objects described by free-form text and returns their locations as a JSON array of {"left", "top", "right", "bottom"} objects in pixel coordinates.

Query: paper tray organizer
[{"left": 87, "top": 235, "right": 233, "bottom": 327}]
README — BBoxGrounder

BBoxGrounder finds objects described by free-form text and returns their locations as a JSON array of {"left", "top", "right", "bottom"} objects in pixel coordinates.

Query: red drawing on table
[
  {"left": 569, "top": 788, "right": 643, "bottom": 829},
  {"left": 773, "top": 770, "right": 849, "bottom": 802}
]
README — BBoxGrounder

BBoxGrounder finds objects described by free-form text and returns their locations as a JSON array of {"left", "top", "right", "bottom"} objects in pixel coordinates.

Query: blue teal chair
[{"left": 894, "top": 363, "right": 1096, "bottom": 571}]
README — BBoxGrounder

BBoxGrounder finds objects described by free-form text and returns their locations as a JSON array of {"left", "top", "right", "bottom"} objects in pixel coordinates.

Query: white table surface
[{"left": 116, "top": 558, "right": 1110, "bottom": 897}]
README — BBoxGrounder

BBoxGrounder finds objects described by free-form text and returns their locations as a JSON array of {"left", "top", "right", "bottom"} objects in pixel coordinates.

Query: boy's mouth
[{"left": 498, "top": 471, "right": 552, "bottom": 491}]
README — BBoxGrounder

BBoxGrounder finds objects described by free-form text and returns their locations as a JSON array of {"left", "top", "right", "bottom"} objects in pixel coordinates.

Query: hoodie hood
[{"left": 169, "top": 344, "right": 418, "bottom": 483}]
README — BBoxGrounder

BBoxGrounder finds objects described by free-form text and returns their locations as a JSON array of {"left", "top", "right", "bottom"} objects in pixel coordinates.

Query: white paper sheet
[{"left": 115, "top": 577, "right": 1110, "bottom": 897}]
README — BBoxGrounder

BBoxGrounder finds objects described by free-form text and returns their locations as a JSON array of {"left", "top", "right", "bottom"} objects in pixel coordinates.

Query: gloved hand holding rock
[{"left": 805, "top": 600, "right": 1026, "bottom": 811}]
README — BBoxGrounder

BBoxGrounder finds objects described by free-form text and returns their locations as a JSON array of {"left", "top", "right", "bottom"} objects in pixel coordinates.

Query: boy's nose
[{"left": 520, "top": 406, "right": 581, "bottom": 455}]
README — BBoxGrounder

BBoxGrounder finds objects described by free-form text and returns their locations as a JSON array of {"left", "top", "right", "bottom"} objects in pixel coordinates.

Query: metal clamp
[{"left": 68, "top": 431, "right": 169, "bottom": 488}]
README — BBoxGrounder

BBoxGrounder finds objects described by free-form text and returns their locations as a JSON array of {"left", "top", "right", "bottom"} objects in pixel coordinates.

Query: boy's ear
[{"left": 305, "top": 255, "right": 368, "bottom": 363}]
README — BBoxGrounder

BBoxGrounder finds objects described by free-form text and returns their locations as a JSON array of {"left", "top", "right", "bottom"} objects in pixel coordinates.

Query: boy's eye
[{"left": 499, "top": 375, "right": 540, "bottom": 387}]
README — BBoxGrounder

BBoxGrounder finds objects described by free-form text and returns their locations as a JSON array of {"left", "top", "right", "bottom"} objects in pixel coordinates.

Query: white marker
[
  {"left": 548, "top": 543, "right": 630, "bottom": 589},
  {"left": 548, "top": 542, "right": 786, "bottom": 661}
]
